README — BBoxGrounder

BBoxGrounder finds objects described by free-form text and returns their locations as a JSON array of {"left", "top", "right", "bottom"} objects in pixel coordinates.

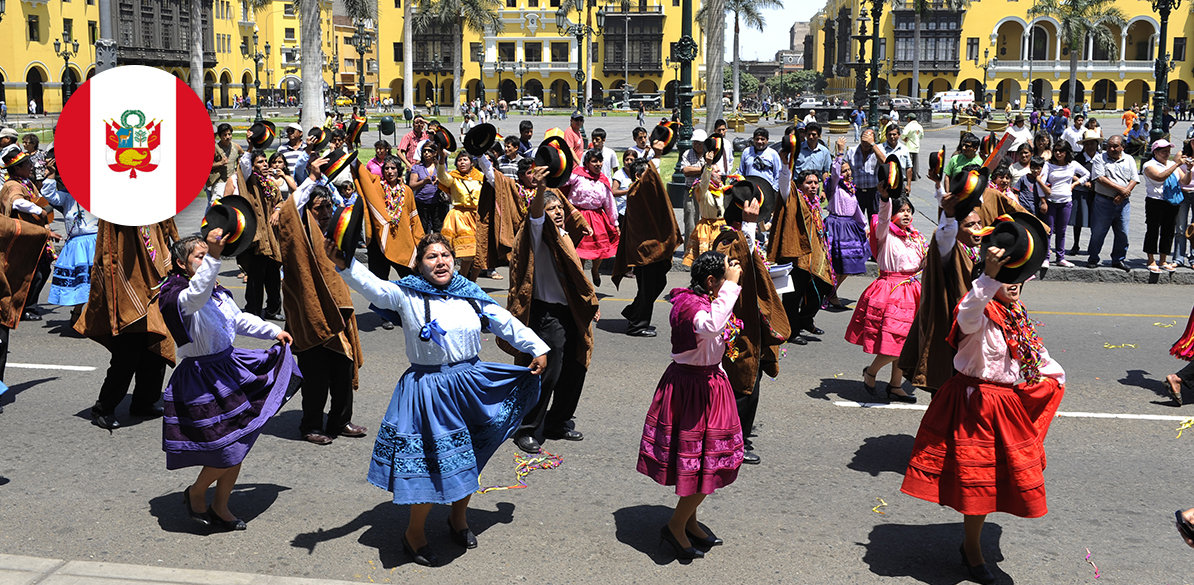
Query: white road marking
[
  {"left": 833, "top": 401, "right": 1192, "bottom": 422},
  {"left": 9, "top": 363, "right": 97, "bottom": 372}
]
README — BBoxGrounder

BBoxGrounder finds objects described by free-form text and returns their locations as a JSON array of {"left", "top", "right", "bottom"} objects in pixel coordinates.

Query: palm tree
[
  {"left": 189, "top": 0, "right": 205, "bottom": 102},
  {"left": 699, "top": 0, "right": 726, "bottom": 131},
  {"left": 696, "top": 0, "right": 781, "bottom": 110},
  {"left": 901, "top": 0, "right": 967, "bottom": 103},
  {"left": 1029, "top": 0, "right": 1125, "bottom": 110},
  {"left": 299, "top": 0, "right": 326, "bottom": 129},
  {"left": 414, "top": 0, "right": 500, "bottom": 114},
  {"left": 403, "top": 0, "right": 415, "bottom": 112}
]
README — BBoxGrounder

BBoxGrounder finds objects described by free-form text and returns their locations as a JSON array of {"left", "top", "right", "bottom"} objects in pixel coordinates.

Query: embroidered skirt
[
  {"left": 682, "top": 218, "right": 727, "bottom": 267},
  {"left": 1171, "top": 304, "right": 1194, "bottom": 361},
  {"left": 824, "top": 215, "right": 868, "bottom": 276},
  {"left": 637, "top": 362, "right": 744, "bottom": 496},
  {"left": 901, "top": 374, "right": 1065, "bottom": 518},
  {"left": 845, "top": 271, "right": 922, "bottom": 356},
  {"left": 163, "top": 344, "right": 301, "bottom": 470},
  {"left": 442, "top": 207, "right": 478, "bottom": 258},
  {"left": 367, "top": 358, "right": 541, "bottom": 505},
  {"left": 48, "top": 233, "right": 96, "bottom": 306},
  {"left": 575, "top": 207, "right": 620, "bottom": 260}
]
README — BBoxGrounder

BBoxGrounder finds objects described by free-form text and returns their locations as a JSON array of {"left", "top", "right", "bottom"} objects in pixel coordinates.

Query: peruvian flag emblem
[{"left": 56, "top": 65, "right": 214, "bottom": 226}]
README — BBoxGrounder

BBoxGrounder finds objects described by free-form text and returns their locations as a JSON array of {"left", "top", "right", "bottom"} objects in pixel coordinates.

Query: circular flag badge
[{"left": 55, "top": 65, "right": 215, "bottom": 226}]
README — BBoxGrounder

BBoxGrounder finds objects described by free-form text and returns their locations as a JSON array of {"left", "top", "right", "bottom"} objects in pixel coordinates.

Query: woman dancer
[
  {"left": 41, "top": 150, "right": 96, "bottom": 322},
  {"left": 637, "top": 250, "right": 745, "bottom": 561},
  {"left": 325, "top": 232, "right": 548, "bottom": 567},
  {"left": 437, "top": 149, "right": 485, "bottom": 279},
  {"left": 1164, "top": 300, "right": 1194, "bottom": 406},
  {"left": 682, "top": 142, "right": 727, "bottom": 266},
  {"left": 824, "top": 138, "right": 867, "bottom": 308},
  {"left": 563, "top": 149, "right": 619, "bottom": 285},
  {"left": 846, "top": 160, "right": 926, "bottom": 402},
  {"left": 160, "top": 230, "right": 297, "bottom": 532}
]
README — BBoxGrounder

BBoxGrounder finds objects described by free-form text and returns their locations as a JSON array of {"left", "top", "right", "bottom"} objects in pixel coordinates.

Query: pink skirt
[
  {"left": 637, "top": 362, "right": 744, "bottom": 496},
  {"left": 845, "top": 271, "right": 922, "bottom": 356},
  {"left": 575, "top": 207, "right": 619, "bottom": 260}
]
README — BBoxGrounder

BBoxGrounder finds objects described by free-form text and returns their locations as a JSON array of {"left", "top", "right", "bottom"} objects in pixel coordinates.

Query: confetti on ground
[
  {"left": 1032, "top": 319, "right": 1045, "bottom": 326},
  {"left": 476, "top": 450, "right": 563, "bottom": 494},
  {"left": 872, "top": 497, "right": 888, "bottom": 515},
  {"left": 1103, "top": 343, "right": 1137, "bottom": 349},
  {"left": 1155, "top": 321, "right": 1178, "bottom": 328},
  {"left": 1176, "top": 418, "right": 1194, "bottom": 439},
  {"left": 1084, "top": 548, "right": 1101, "bottom": 579},
  {"left": 779, "top": 348, "right": 788, "bottom": 359},
  {"left": 832, "top": 372, "right": 845, "bottom": 378}
]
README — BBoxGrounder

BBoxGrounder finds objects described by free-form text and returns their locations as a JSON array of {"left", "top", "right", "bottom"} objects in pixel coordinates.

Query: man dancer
[{"left": 615, "top": 150, "right": 681, "bottom": 337}]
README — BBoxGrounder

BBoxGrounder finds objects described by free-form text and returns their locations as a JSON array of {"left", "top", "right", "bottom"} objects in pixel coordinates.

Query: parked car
[
  {"left": 612, "top": 95, "right": 662, "bottom": 110},
  {"left": 512, "top": 96, "right": 542, "bottom": 110},
  {"left": 890, "top": 97, "right": 912, "bottom": 109},
  {"left": 334, "top": 96, "right": 354, "bottom": 106}
]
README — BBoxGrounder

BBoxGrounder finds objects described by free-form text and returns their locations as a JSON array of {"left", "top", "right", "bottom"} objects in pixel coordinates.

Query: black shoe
[
  {"left": 513, "top": 433, "right": 541, "bottom": 453},
  {"left": 263, "top": 312, "right": 285, "bottom": 321},
  {"left": 381, "top": 320, "right": 395, "bottom": 330},
  {"left": 1112, "top": 261, "right": 1130, "bottom": 272},
  {"left": 402, "top": 536, "right": 440, "bottom": 567},
  {"left": 447, "top": 518, "right": 478, "bottom": 549},
  {"left": 627, "top": 328, "right": 657, "bottom": 337},
  {"left": 91, "top": 412, "right": 120, "bottom": 430},
  {"left": 208, "top": 509, "right": 247, "bottom": 531},
  {"left": 544, "top": 428, "right": 584, "bottom": 441},
  {"left": 788, "top": 335, "right": 807, "bottom": 346},
  {"left": 21, "top": 311, "right": 40, "bottom": 321},
  {"left": 886, "top": 388, "right": 917, "bottom": 404},
  {"left": 686, "top": 527, "right": 723, "bottom": 549},
  {"left": 183, "top": 487, "right": 211, "bottom": 526},
  {"left": 741, "top": 451, "right": 761, "bottom": 464},
  {"left": 804, "top": 325, "right": 825, "bottom": 336},
  {"left": 959, "top": 544, "right": 997, "bottom": 585},
  {"left": 129, "top": 404, "right": 164, "bottom": 418},
  {"left": 659, "top": 525, "right": 704, "bottom": 560}
]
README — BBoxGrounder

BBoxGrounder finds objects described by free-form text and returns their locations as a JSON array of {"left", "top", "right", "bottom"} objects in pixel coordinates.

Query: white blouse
[
  {"left": 174, "top": 256, "right": 282, "bottom": 361},
  {"left": 339, "top": 260, "right": 549, "bottom": 365},
  {"left": 952, "top": 274, "right": 1066, "bottom": 386}
]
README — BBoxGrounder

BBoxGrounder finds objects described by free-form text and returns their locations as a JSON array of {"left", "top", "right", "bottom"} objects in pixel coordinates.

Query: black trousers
[
  {"left": 782, "top": 270, "right": 823, "bottom": 335},
  {"left": 0, "top": 324, "right": 9, "bottom": 382},
  {"left": 26, "top": 254, "right": 52, "bottom": 310},
  {"left": 735, "top": 368, "right": 764, "bottom": 449},
  {"left": 92, "top": 332, "right": 168, "bottom": 415},
  {"left": 519, "top": 300, "right": 588, "bottom": 434},
  {"left": 857, "top": 187, "right": 879, "bottom": 221},
  {"left": 416, "top": 198, "right": 449, "bottom": 234},
  {"left": 297, "top": 345, "right": 355, "bottom": 435},
  {"left": 241, "top": 251, "right": 281, "bottom": 316},
  {"left": 625, "top": 260, "right": 670, "bottom": 333},
  {"left": 367, "top": 239, "right": 413, "bottom": 281}
]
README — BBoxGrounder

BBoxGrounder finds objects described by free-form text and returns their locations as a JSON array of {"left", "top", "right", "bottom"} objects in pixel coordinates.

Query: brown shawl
[
  {"left": 767, "top": 181, "right": 834, "bottom": 289},
  {"left": 715, "top": 227, "right": 791, "bottom": 394},
  {"left": 273, "top": 197, "right": 364, "bottom": 388},
  {"left": 612, "top": 164, "right": 680, "bottom": 287},
  {"left": 499, "top": 212, "right": 600, "bottom": 367},
  {"left": 238, "top": 170, "right": 282, "bottom": 261},
  {"left": 74, "top": 220, "right": 177, "bottom": 365},
  {"left": 358, "top": 166, "right": 424, "bottom": 269},
  {"left": 0, "top": 216, "right": 50, "bottom": 328},
  {"left": 472, "top": 172, "right": 525, "bottom": 274},
  {"left": 0, "top": 179, "right": 54, "bottom": 226}
]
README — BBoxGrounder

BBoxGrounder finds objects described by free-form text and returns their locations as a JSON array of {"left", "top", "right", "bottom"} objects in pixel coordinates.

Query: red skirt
[
  {"left": 637, "top": 362, "right": 744, "bottom": 496},
  {"left": 901, "top": 374, "right": 1065, "bottom": 518},
  {"left": 575, "top": 207, "right": 619, "bottom": 260},
  {"left": 845, "top": 271, "right": 922, "bottom": 356},
  {"left": 1171, "top": 304, "right": 1194, "bottom": 360}
]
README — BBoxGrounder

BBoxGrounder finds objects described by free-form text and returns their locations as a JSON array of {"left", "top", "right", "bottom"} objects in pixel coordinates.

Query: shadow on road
[
  {"left": 290, "top": 500, "right": 516, "bottom": 568},
  {"left": 806, "top": 376, "right": 874, "bottom": 403},
  {"left": 861, "top": 522, "right": 1009, "bottom": 584},
  {"left": 847, "top": 434, "right": 915, "bottom": 477},
  {"left": 148, "top": 483, "right": 291, "bottom": 534},
  {"left": 0, "top": 376, "right": 58, "bottom": 408},
  {"left": 612, "top": 504, "right": 697, "bottom": 565},
  {"left": 1119, "top": 369, "right": 1179, "bottom": 407},
  {"left": 595, "top": 317, "right": 632, "bottom": 335},
  {"left": 259, "top": 409, "right": 305, "bottom": 442}
]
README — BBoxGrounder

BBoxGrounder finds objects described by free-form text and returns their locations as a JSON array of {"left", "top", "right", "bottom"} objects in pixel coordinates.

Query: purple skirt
[
  {"left": 825, "top": 214, "right": 868, "bottom": 276},
  {"left": 163, "top": 344, "right": 301, "bottom": 470},
  {"left": 637, "top": 362, "right": 744, "bottom": 496}
]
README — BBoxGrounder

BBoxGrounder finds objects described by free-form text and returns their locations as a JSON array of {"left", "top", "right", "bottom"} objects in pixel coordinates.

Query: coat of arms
[{"left": 105, "top": 109, "right": 161, "bottom": 178}]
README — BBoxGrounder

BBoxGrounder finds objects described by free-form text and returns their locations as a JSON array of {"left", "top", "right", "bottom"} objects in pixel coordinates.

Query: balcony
[
  {"left": 602, "top": 61, "right": 664, "bottom": 75},
  {"left": 412, "top": 61, "right": 454, "bottom": 73},
  {"left": 990, "top": 59, "right": 1155, "bottom": 76},
  {"left": 602, "top": 4, "right": 663, "bottom": 14},
  {"left": 890, "top": 59, "right": 960, "bottom": 73}
]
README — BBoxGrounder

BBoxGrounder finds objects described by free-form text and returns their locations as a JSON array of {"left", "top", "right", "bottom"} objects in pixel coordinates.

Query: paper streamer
[
  {"left": 1084, "top": 548, "right": 1100, "bottom": 579},
  {"left": 1103, "top": 343, "right": 1137, "bottom": 349},
  {"left": 1155, "top": 321, "right": 1178, "bottom": 328},
  {"left": 476, "top": 450, "right": 563, "bottom": 494},
  {"left": 1176, "top": 418, "right": 1194, "bottom": 439},
  {"left": 872, "top": 497, "right": 888, "bottom": 515}
]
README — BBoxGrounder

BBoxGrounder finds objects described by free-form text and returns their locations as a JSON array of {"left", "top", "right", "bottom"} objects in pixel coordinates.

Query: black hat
[
  {"left": 778, "top": 129, "right": 800, "bottom": 167},
  {"left": 649, "top": 120, "right": 681, "bottom": 155},
  {"left": 980, "top": 131, "right": 998, "bottom": 158},
  {"left": 877, "top": 156, "right": 904, "bottom": 199},
  {"left": 570, "top": 111, "right": 585, "bottom": 120},
  {"left": 534, "top": 136, "right": 574, "bottom": 189},
  {"left": 723, "top": 175, "right": 777, "bottom": 225},
  {"left": 703, "top": 135, "right": 725, "bottom": 165},
  {"left": 325, "top": 195, "right": 365, "bottom": 257},
  {"left": 978, "top": 212, "right": 1048, "bottom": 284},
  {"left": 928, "top": 145, "right": 946, "bottom": 181},
  {"left": 2, "top": 147, "right": 30, "bottom": 169},
  {"left": 949, "top": 165, "right": 989, "bottom": 221},
  {"left": 201, "top": 195, "right": 257, "bottom": 257},
  {"left": 320, "top": 148, "right": 358, "bottom": 183},
  {"left": 432, "top": 126, "right": 457, "bottom": 152},
  {"left": 345, "top": 114, "right": 368, "bottom": 144},
  {"left": 308, "top": 127, "right": 330, "bottom": 151},
  {"left": 464, "top": 123, "right": 499, "bottom": 157},
  {"left": 248, "top": 120, "right": 276, "bottom": 149}
]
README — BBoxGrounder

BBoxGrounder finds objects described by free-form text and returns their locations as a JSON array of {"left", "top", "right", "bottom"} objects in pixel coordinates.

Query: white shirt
[
  {"left": 1061, "top": 125, "right": 1086, "bottom": 152},
  {"left": 174, "top": 256, "right": 282, "bottom": 361},
  {"left": 528, "top": 215, "right": 569, "bottom": 305},
  {"left": 953, "top": 274, "right": 1065, "bottom": 386},
  {"left": 600, "top": 146, "right": 618, "bottom": 180},
  {"left": 1005, "top": 125, "right": 1033, "bottom": 151},
  {"left": 629, "top": 144, "right": 655, "bottom": 161},
  {"left": 339, "top": 259, "right": 548, "bottom": 365},
  {"left": 41, "top": 181, "right": 98, "bottom": 238}
]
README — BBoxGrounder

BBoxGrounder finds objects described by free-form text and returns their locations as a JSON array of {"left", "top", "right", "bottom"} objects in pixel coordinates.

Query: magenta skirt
[
  {"left": 845, "top": 271, "right": 922, "bottom": 356},
  {"left": 637, "top": 362, "right": 744, "bottom": 496},
  {"left": 575, "top": 207, "right": 619, "bottom": 260}
]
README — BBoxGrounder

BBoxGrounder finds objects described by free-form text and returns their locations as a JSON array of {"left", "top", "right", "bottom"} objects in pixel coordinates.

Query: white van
[{"left": 929, "top": 89, "right": 975, "bottom": 112}]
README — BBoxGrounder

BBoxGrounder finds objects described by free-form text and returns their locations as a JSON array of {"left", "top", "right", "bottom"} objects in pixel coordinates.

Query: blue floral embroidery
[{"left": 372, "top": 425, "right": 476, "bottom": 476}]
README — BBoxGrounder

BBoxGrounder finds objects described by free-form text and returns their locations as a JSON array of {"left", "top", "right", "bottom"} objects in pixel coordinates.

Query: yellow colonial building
[
  {"left": 807, "top": 0, "right": 1193, "bottom": 110},
  {"left": 376, "top": 0, "right": 707, "bottom": 110}
]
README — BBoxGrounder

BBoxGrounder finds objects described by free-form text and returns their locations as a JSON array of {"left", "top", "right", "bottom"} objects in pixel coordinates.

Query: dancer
[
  {"left": 1164, "top": 300, "right": 1194, "bottom": 405},
  {"left": 435, "top": 131, "right": 486, "bottom": 280},
  {"left": 358, "top": 157, "right": 424, "bottom": 283},
  {"left": 160, "top": 229, "right": 299, "bottom": 532},
  {"left": 682, "top": 137, "right": 728, "bottom": 266},
  {"left": 902, "top": 215, "right": 1060, "bottom": 585},
  {"left": 824, "top": 138, "right": 868, "bottom": 309},
  {"left": 846, "top": 159, "right": 926, "bottom": 402},
  {"left": 325, "top": 231, "right": 548, "bottom": 567},
  {"left": 563, "top": 148, "right": 619, "bottom": 286},
  {"left": 768, "top": 169, "right": 835, "bottom": 345},
  {"left": 637, "top": 250, "right": 746, "bottom": 561},
  {"left": 40, "top": 150, "right": 97, "bottom": 322},
  {"left": 239, "top": 152, "right": 285, "bottom": 319}
]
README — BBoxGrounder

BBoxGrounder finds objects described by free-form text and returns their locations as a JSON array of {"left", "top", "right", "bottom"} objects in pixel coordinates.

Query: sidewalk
[{"left": 0, "top": 554, "right": 361, "bottom": 585}]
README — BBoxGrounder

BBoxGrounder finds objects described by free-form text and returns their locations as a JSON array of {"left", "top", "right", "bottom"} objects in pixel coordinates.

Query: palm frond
[
  {"left": 459, "top": 0, "right": 501, "bottom": 34},
  {"left": 342, "top": 0, "right": 375, "bottom": 20}
]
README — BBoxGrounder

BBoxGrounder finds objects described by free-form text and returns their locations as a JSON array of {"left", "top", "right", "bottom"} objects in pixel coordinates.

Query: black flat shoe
[
  {"left": 686, "top": 527, "right": 723, "bottom": 549},
  {"left": 741, "top": 450, "right": 761, "bottom": 464},
  {"left": 183, "top": 487, "right": 211, "bottom": 526},
  {"left": 804, "top": 325, "right": 825, "bottom": 336},
  {"left": 886, "top": 388, "right": 917, "bottom": 404},
  {"left": 626, "top": 328, "right": 657, "bottom": 337},
  {"left": 862, "top": 367, "right": 877, "bottom": 396},
  {"left": 447, "top": 518, "right": 478, "bottom": 549},
  {"left": 788, "top": 335, "right": 807, "bottom": 346},
  {"left": 402, "top": 536, "right": 440, "bottom": 567},
  {"left": 207, "top": 509, "right": 246, "bottom": 531},
  {"left": 959, "top": 544, "right": 996, "bottom": 585},
  {"left": 543, "top": 428, "right": 583, "bottom": 441},
  {"left": 659, "top": 525, "right": 704, "bottom": 560}
]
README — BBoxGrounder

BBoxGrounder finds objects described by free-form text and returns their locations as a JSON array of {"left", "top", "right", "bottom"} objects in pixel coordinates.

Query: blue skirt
[
  {"left": 825, "top": 214, "right": 868, "bottom": 276},
  {"left": 48, "top": 233, "right": 96, "bottom": 306},
  {"left": 367, "top": 358, "right": 541, "bottom": 505},
  {"left": 163, "top": 344, "right": 301, "bottom": 470}
]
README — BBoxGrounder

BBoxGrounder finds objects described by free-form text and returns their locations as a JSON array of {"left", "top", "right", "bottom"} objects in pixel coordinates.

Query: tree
[
  {"left": 724, "top": 67, "right": 759, "bottom": 96},
  {"left": 413, "top": 0, "right": 500, "bottom": 114},
  {"left": 1029, "top": 0, "right": 1125, "bottom": 110},
  {"left": 696, "top": 0, "right": 782, "bottom": 110},
  {"left": 765, "top": 71, "right": 827, "bottom": 98},
  {"left": 299, "top": 0, "right": 326, "bottom": 129},
  {"left": 699, "top": 0, "right": 725, "bottom": 131},
  {"left": 189, "top": 0, "right": 205, "bottom": 102},
  {"left": 403, "top": 0, "right": 414, "bottom": 112}
]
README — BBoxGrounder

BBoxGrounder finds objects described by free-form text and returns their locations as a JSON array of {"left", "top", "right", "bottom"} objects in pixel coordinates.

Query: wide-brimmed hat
[
  {"left": 325, "top": 195, "right": 365, "bottom": 257},
  {"left": 649, "top": 120, "right": 681, "bottom": 155},
  {"left": 691, "top": 128, "right": 708, "bottom": 143},
  {"left": 980, "top": 131, "right": 998, "bottom": 158},
  {"left": 778, "top": 128, "right": 800, "bottom": 167},
  {"left": 977, "top": 212, "right": 1048, "bottom": 284},
  {"left": 928, "top": 145, "right": 946, "bottom": 181},
  {"left": 723, "top": 175, "right": 777, "bottom": 225},
  {"left": 308, "top": 127, "right": 330, "bottom": 151},
  {"left": 949, "top": 165, "right": 989, "bottom": 220},
  {"left": 248, "top": 120, "right": 276, "bottom": 149},
  {"left": 320, "top": 148, "right": 358, "bottom": 182},
  {"left": 703, "top": 135, "right": 725, "bottom": 165},
  {"left": 1082, "top": 129, "right": 1102, "bottom": 143},
  {"left": 345, "top": 114, "right": 368, "bottom": 144},
  {"left": 876, "top": 156, "right": 904, "bottom": 199},
  {"left": 463, "top": 123, "right": 499, "bottom": 157},
  {"left": 534, "top": 136, "right": 574, "bottom": 189},
  {"left": 1, "top": 147, "right": 30, "bottom": 169},
  {"left": 201, "top": 195, "right": 257, "bottom": 257},
  {"left": 432, "top": 126, "right": 458, "bottom": 152}
]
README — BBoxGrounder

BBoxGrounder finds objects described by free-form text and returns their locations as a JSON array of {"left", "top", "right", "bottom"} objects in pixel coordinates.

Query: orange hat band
[{"left": 548, "top": 142, "right": 568, "bottom": 177}]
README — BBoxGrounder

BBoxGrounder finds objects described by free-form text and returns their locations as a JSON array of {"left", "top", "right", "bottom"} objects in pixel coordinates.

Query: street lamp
[
  {"left": 852, "top": 14, "right": 868, "bottom": 109},
  {"left": 53, "top": 29, "right": 81, "bottom": 107},
  {"left": 246, "top": 28, "right": 268, "bottom": 124},
  {"left": 666, "top": 0, "right": 697, "bottom": 197},
  {"left": 433, "top": 51, "right": 441, "bottom": 117},
  {"left": 495, "top": 60, "right": 506, "bottom": 102},
  {"left": 348, "top": 20, "right": 374, "bottom": 112},
  {"left": 555, "top": 6, "right": 604, "bottom": 114},
  {"left": 1151, "top": 0, "right": 1182, "bottom": 141},
  {"left": 516, "top": 59, "right": 527, "bottom": 104},
  {"left": 868, "top": 0, "right": 882, "bottom": 130},
  {"left": 977, "top": 48, "right": 997, "bottom": 106},
  {"left": 330, "top": 44, "right": 341, "bottom": 115}
]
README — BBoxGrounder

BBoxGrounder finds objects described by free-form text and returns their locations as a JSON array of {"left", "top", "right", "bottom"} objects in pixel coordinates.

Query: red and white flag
[{"left": 55, "top": 65, "right": 214, "bottom": 226}]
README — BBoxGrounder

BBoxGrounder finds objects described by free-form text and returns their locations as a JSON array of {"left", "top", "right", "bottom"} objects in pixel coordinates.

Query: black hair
[
  {"left": 591, "top": 128, "right": 607, "bottom": 140},
  {"left": 503, "top": 135, "right": 520, "bottom": 147},
  {"left": 1029, "top": 155, "right": 1045, "bottom": 168},
  {"left": 519, "top": 120, "right": 533, "bottom": 133},
  {"left": 632, "top": 126, "right": 647, "bottom": 138},
  {"left": 628, "top": 159, "right": 649, "bottom": 181},
  {"left": 309, "top": 185, "right": 333, "bottom": 206},
  {"left": 216, "top": 123, "right": 233, "bottom": 135},
  {"left": 891, "top": 195, "right": 914, "bottom": 216},
  {"left": 805, "top": 122, "right": 822, "bottom": 136},
  {"left": 330, "top": 129, "right": 346, "bottom": 140},
  {"left": 268, "top": 151, "right": 288, "bottom": 169},
  {"left": 374, "top": 139, "right": 391, "bottom": 150},
  {"left": 959, "top": 132, "right": 980, "bottom": 149},
  {"left": 992, "top": 165, "right": 1012, "bottom": 181},
  {"left": 516, "top": 157, "right": 535, "bottom": 177},
  {"left": 753, "top": 127, "right": 770, "bottom": 139},
  {"left": 169, "top": 235, "right": 205, "bottom": 275},
  {"left": 250, "top": 149, "right": 268, "bottom": 164},
  {"left": 583, "top": 148, "right": 603, "bottom": 165},
  {"left": 795, "top": 169, "right": 821, "bottom": 188},
  {"left": 1015, "top": 143, "right": 1032, "bottom": 156},
  {"left": 714, "top": 118, "right": 727, "bottom": 128},
  {"left": 1033, "top": 132, "right": 1052, "bottom": 151},
  {"left": 1052, "top": 140, "right": 1073, "bottom": 162},
  {"left": 689, "top": 251, "right": 727, "bottom": 297},
  {"left": 382, "top": 157, "right": 403, "bottom": 174},
  {"left": 416, "top": 231, "right": 455, "bottom": 261}
]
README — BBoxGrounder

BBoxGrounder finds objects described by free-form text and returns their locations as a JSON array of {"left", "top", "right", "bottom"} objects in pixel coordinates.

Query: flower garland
[
  {"left": 382, "top": 180, "right": 404, "bottom": 226},
  {"left": 253, "top": 169, "right": 280, "bottom": 204},
  {"left": 990, "top": 300, "right": 1045, "bottom": 384}
]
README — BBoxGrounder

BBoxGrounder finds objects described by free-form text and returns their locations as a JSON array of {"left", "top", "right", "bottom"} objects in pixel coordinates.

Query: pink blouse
[
  {"left": 672, "top": 282, "right": 742, "bottom": 367},
  {"left": 953, "top": 274, "right": 1066, "bottom": 386},
  {"left": 564, "top": 173, "right": 618, "bottom": 227},
  {"left": 874, "top": 198, "right": 926, "bottom": 273}
]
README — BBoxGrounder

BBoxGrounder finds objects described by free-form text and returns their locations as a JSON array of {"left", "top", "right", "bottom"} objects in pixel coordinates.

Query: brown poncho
[
  {"left": 238, "top": 170, "right": 283, "bottom": 262},
  {"left": 75, "top": 220, "right": 178, "bottom": 365},
  {"left": 357, "top": 166, "right": 424, "bottom": 269},
  {"left": 472, "top": 172, "right": 526, "bottom": 275},
  {"left": 767, "top": 182, "right": 834, "bottom": 293},
  {"left": 0, "top": 215, "right": 50, "bottom": 328},
  {"left": 714, "top": 226, "right": 791, "bottom": 395},
  {"left": 612, "top": 164, "right": 680, "bottom": 288}
]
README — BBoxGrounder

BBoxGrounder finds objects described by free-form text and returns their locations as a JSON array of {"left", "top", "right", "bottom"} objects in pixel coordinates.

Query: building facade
[{"left": 807, "top": 0, "right": 1193, "bottom": 110}]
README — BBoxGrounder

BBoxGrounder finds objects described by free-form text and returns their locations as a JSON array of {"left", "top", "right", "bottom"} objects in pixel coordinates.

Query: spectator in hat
[
  {"left": 1067, "top": 130, "right": 1101, "bottom": 258},
  {"left": 276, "top": 123, "right": 307, "bottom": 176},
  {"left": 680, "top": 129, "right": 709, "bottom": 241},
  {"left": 565, "top": 112, "right": 586, "bottom": 161},
  {"left": 1142, "top": 139, "right": 1189, "bottom": 272},
  {"left": 1006, "top": 114, "right": 1033, "bottom": 151}
]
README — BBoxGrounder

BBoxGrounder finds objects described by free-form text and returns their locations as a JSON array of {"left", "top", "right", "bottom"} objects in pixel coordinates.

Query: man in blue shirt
[
  {"left": 847, "top": 128, "right": 881, "bottom": 219},
  {"left": 794, "top": 122, "right": 832, "bottom": 181},
  {"left": 850, "top": 107, "right": 866, "bottom": 142},
  {"left": 739, "top": 127, "right": 783, "bottom": 193}
]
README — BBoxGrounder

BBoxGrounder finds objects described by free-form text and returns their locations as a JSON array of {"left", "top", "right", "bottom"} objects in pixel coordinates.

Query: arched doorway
[
  {"left": 525, "top": 78, "right": 544, "bottom": 102},
  {"left": 387, "top": 78, "right": 403, "bottom": 106},
  {"left": 926, "top": 78, "right": 951, "bottom": 97},
  {"left": 1058, "top": 80, "right": 1085, "bottom": 109},
  {"left": 589, "top": 79, "right": 604, "bottom": 107},
  {"left": 636, "top": 79, "right": 657, "bottom": 94},
  {"left": 439, "top": 79, "right": 452, "bottom": 106},
  {"left": 500, "top": 79, "right": 517, "bottom": 102},
  {"left": 241, "top": 71, "right": 252, "bottom": 100},
  {"left": 1029, "top": 79, "right": 1053, "bottom": 109},
  {"left": 896, "top": 78, "right": 913, "bottom": 98},
  {"left": 282, "top": 76, "right": 300, "bottom": 106},
  {"left": 1092, "top": 79, "right": 1117, "bottom": 110},
  {"left": 958, "top": 78, "right": 981, "bottom": 97},
  {"left": 204, "top": 71, "right": 216, "bottom": 104},
  {"left": 26, "top": 68, "right": 45, "bottom": 113},
  {"left": 995, "top": 79, "right": 1021, "bottom": 108},
  {"left": 60, "top": 67, "right": 79, "bottom": 108},
  {"left": 664, "top": 80, "right": 677, "bottom": 108},
  {"left": 549, "top": 79, "right": 571, "bottom": 108},
  {"left": 220, "top": 71, "right": 232, "bottom": 107},
  {"left": 415, "top": 79, "right": 432, "bottom": 104},
  {"left": 1124, "top": 79, "right": 1149, "bottom": 110},
  {"left": 1169, "top": 79, "right": 1189, "bottom": 103},
  {"left": 466, "top": 79, "right": 482, "bottom": 102}
]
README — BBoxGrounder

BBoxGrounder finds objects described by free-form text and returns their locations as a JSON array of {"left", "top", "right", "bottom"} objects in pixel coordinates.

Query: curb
[{"left": 0, "top": 554, "right": 362, "bottom": 585}]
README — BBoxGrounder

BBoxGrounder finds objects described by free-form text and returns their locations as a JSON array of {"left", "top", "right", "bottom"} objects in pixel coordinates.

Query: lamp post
[
  {"left": 868, "top": 0, "right": 882, "bottom": 130},
  {"left": 247, "top": 29, "right": 268, "bottom": 123},
  {"left": 667, "top": 0, "right": 697, "bottom": 198},
  {"left": 1151, "top": 0, "right": 1181, "bottom": 141},
  {"left": 516, "top": 60, "right": 527, "bottom": 105},
  {"left": 53, "top": 29, "right": 81, "bottom": 107},
  {"left": 555, "top": 6, "right": 604, "bottom": 114},
  {"left": 331, "top": 44, "right": 340, "bottom": 116},
  {"left": 348, "top": 20, "right": 374, "bottom": 112},
  {"left": 852, "top": 15, "right": 868, "bottom": 110},
  {"left": 665, "top": 56, "right": 680, "bottom": 109},
  {"left": 495, "top": 60, "right": 506, "bottom": 103},
  {"left": 433, "top": 52, "right": 441, "bottom": 117},
  {"left": 978, "top": 48, "right": 997, "bottom": 107},
  {"left": 475, "top": 44, "right": 486, "bottom": 106}
]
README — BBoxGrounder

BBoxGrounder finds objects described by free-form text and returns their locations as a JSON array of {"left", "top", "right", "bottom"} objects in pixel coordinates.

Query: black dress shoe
[
  {"left": 514, "top": 433, "right": 541, "bottom": 453},
  {"left": 381, "top": 321, "right": 395, "bottom": 330},
  {"left": 886, "top": 388, "right": 917, "bottom": 404},
  {"left": 1112, "top": 261, "right": 1131, "bottom": 272},
  {"left": 544, "top": 428, "right": 584, "bottom": 441},
  {"left": 91, "top": 412, "right": 120, "bottom": 430},
  {"left": 960, "top": 544, "right": 997, "bottom": 585},
  {"left": 263, "top": 312, "right": 285, "bottom": 321},
  {"left": 129, "top": 404, "right": 165, "bottom": 418},
  {"left": 627, "top": 328, "right": 657, "bottom": 337},
  {"left": 741, "top": 451, "right": 761, "bottom": 464},
  {"left": 659, "top": 525, "right": 704, "bottom": 560},
  {"left": 686, "top": 527, "right": 723, "bottom": 549},
  {"left": 183, "top": 487, "right": 211, "bottom": 526},
  {"left": 788, "top": 335, "right": 807, "bottom": 346},
  {"left": 21, "top": 311, "right": 41, "bottom": 321},
  {"left": 402, "top": 536, "right": 440, "bottom": 567},
  {"left": 447, "top": 518, "right": 478, "bottom": 549},
  {"left": 804, "top": 325, "right": 825, "bottom": 336},
  {"left": 208, "top": 510, "right": 247, "bottom": 531}
]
